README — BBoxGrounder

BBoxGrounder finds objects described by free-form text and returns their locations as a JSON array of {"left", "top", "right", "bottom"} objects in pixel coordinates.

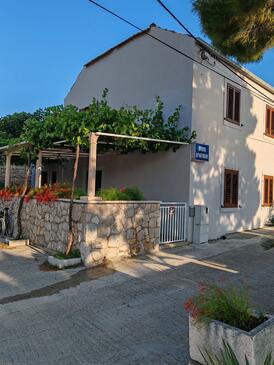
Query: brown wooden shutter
[
  {"left": 232, "top": 172, "right": 239, "bottom": 206},
  {"left": 271, "top": 111, "right": 274, "bottom": 137},
  {"left": 234, "top": 90, "right": 240, "bottom": 123},
  {"left": 264, "top": 176, "right": 269, "bottom": 206},
  {"left": 265, "top": 106, "right": 274, "bottom": 137},
  {"left": 226, "top": 85, "right": 241, "bottom": 125},
  {"left": 266, "top": 107, "right": 271, "bottom": 135},
  {"left": 224, "top": 169, "right": 239, "bottom": 208},
  {"left": 264, "top": 176, "right": 273, "bottom": 206},
  {"left": 270, "top": 177, "right": 273, "bottom": 206},
  {"left": 227, "top": 86, "right": 234, "bottom": 121}
]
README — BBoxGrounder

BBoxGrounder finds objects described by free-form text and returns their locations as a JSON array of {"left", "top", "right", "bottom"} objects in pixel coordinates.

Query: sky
[{"left": 1, "top": 0, "right": 273, "bottom": 117}]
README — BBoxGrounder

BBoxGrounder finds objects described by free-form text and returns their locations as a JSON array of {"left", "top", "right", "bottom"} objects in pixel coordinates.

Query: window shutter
[
  {"left": 226, "top": 85, "right": 241, "bottom": 125},
  {"left": 227, "top": 87, "right": 234, "bottom": 121},
  {"left": 234, "top": 90, "right": 240, "bottom": 123},
  {"left": 264, "top": 176, "right": 273, "bottom": 206},
  {"left": 224, "top": 169, "right": 239, "bottom": 208},
  {"left": 271, "top": 111, "right": 274, "bottom": 137},
  {"left": 270, "top": 177, "right": 273, "bottom": 206},
  {"left": 224, "top": 171, "right": 232, "bottom": 206},
  {"left": 232, "top": 173, "right": 239, "bottom": 206},
  {"left": 266, "top": 108, "right": 271, "bottom": 135},
  {"left": 264, "top": 177, "right": 269, "bottom": 206}
]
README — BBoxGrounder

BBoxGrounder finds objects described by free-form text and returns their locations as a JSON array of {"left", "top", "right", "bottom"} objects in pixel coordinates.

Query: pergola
[{"left": 0, "top": 133, "right": 188, "bottom": 200}]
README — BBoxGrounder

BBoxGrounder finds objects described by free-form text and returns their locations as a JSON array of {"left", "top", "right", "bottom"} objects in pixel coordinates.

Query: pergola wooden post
[
  {"left": 87, "top": 133, "right": 99, "bottom": 199},
  {"left": 35, "top": 151, "right": 42, "bottom": 188},
  {"left": 4, "top": 152, "right": 12, "bottom": 188}
]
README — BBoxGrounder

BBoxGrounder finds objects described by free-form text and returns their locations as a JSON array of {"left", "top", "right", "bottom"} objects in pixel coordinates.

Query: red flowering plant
[
  {"left": 0, "top": 186, "right": 24, "bottom": 200},
  {"left": 23, "top": 183, "right": 85, "bottom": 204},
  {"left": 184, "top": 283, "right": 265, "bottom": 331}
]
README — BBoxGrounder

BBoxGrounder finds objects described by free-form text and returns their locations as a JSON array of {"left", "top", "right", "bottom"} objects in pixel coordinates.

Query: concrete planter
[
  {"left": 189, "top": 314, "right": 274, "bottom": 365},
  {"left": 48, "top": 256, "right": 82, "bottom": 269}
]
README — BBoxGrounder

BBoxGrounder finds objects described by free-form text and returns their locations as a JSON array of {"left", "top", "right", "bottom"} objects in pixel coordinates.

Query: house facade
[{"left": 63, "top": 24, "right": 274, "bottom": 241}]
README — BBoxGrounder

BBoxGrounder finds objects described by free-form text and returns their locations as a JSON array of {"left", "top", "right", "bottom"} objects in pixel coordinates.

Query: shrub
[
  {"left": 184, "top": 283, "right": 265, "bottom": 331},
  {"left": 53, "top": 249, "right": 81, "bottom": 260},
  {"left": 98, "top": 187, "right": 144, "bottom": 201}
]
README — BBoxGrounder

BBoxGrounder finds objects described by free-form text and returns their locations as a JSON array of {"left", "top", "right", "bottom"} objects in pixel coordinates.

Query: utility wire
[
  {"left": 155, "top": 0, "right": 274, "bottom": 103},
  {"left": 87, "top": 0, "right": 273, "bottom": 104}
]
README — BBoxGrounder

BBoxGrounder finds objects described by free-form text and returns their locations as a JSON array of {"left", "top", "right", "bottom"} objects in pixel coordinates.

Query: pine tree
[{"left": 193, "top": 0, "right": 274, "bottom": 63}]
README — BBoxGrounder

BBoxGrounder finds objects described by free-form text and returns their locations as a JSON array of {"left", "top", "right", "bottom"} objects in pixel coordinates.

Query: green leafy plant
[
  {"left": 201, "top": 340, "right": 274, "bottom": 365},
  {"left": 184, "top": 283, "right": 265, "bottom": 331},
  {"left": 53, "top": 249, "right": 81, "bottom": 260},
  {"left": 98, "top": 186, "right": 144, "bottom": 201}
]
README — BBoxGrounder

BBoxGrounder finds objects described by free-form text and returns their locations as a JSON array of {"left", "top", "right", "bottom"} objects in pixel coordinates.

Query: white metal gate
[{"left": 160, "top": 202, "right": 187, "bottom": 244}]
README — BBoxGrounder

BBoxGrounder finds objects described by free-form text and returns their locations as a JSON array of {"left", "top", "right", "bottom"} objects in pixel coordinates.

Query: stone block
[
  {"left": 97, "top": 225, "right": 111, "bottom": 238},
  {"left": 108, "top": 234, "right": 120, "bottom": 248},
  {"left": 85, "top": 224, "right": 97, "bottom": 242},
  {"left": 127, "top": 229, "right": 136, "bottom": 240},
  {"left": 91, "top": 215, "right": 100, "bottom": 225}
]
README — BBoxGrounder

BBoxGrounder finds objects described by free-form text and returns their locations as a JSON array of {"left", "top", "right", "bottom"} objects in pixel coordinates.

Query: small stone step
[{"left": 0, "top": 238, "right": 29, "bottom": 247}]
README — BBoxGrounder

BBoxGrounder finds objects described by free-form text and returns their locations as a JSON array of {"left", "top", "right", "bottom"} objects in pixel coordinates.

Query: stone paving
[{"left": 0, "top": 228, "right": 273, "bottom": 364}]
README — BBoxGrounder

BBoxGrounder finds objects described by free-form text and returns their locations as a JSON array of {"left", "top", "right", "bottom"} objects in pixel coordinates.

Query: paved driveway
[{"left": 0, "top": 229, "right": 273, "bottom": 365}]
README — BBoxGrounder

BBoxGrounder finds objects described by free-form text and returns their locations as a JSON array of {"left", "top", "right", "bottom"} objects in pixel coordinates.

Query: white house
[{"left": 64, "top": 24, "right": 274, "bottom": 241}]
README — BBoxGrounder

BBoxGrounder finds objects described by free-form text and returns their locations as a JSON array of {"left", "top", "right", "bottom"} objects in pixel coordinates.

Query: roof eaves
[
  {"left": 84, "top": 24, "right": 156, "bottom": 68},
  {"left": 196, "top": 38, "right": 274, "bottom": 95}
]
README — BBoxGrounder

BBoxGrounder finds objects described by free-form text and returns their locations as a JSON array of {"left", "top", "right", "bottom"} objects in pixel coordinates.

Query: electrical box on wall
[{"left": 191, "top": 205, "right": 209, "bottom": 244}]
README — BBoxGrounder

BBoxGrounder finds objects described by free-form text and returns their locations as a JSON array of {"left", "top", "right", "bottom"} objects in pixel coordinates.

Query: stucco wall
[
  {"left": 190, "top": 52, "right": 274, "bottom": 240},
  {"left": 65, "top": 26, "right": 194, "bottom": 130},
  {"left": 47, "top": 147, "right": 191, "bottom": 203},
  {"left": 0, "top": 198, "right": 160, "bottom": 265}
]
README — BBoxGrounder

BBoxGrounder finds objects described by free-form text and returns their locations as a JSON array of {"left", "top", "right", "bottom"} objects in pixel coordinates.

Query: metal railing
[{"left": 160, "top": 202, "right": 187, "bottom": 244}]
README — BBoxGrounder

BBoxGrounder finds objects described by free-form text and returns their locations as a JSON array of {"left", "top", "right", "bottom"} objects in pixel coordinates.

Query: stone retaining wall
[{"left": 0, "top": 198, "right": 160, "bottom": 266}]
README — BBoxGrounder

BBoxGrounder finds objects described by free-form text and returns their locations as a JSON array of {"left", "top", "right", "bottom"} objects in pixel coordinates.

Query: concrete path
[{"left": 0, "top": 229, "right": 273, "bottom": 365}]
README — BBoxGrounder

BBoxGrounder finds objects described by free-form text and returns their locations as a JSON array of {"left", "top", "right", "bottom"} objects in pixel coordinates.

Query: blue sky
[{"left": 1, "top": 0, "right": 273, "bottom": 117}]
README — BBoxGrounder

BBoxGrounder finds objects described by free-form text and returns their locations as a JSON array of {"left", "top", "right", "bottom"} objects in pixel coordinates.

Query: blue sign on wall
[{"left": 193, "top": 143, "right": 209, "bottom": 162}]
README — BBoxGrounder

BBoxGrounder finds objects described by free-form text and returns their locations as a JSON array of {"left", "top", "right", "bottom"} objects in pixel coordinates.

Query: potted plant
[
  {"left": 48, "top": 249, "right": 82, "bottom": 269},
  {"left": 185, "top": 283, "right": 274, "bottom": 365}
]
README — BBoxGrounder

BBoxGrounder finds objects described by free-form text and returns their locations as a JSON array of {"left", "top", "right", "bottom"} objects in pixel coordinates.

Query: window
[
  {"left": 263, "top": 175, "right": 273, "bottom": 207},
  {"left": 224, "top": 169, "right": 239, "bottom": 208},
  {"left": 226, "top": 84, "right": 241, "bottom": 125},
  {"left": 265, "top": 106, "right": 274, "bottom": 138}
]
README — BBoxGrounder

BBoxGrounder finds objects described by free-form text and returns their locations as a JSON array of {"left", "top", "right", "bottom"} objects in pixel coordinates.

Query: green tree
[
  {"left": 0, "top": 112, "right": 31, "bottom": 147},
  {"left": 14, "top": 107, "right": 62, "bottom": 238},
  {"left": 193, "top": 0, "right": 274, "bottom": 62}
]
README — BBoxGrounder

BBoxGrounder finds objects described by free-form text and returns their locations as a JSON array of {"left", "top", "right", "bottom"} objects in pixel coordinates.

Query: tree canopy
[
  {"left": 193, "top": 0, "right": 274, "bottom": 63},
  {"left": 18, "top": 90, "right": 196, "bottom": 157},
  {"left": 0, "top": 112, "right": 32, "bottom": 147}
]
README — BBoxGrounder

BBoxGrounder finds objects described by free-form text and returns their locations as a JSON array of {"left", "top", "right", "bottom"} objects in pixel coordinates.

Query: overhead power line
[
  {"left": 155, "top": 0, "right": 274, "bottom": 104},
  {"left": 87, "top": 0, "right": 273, "bottom": 104}
]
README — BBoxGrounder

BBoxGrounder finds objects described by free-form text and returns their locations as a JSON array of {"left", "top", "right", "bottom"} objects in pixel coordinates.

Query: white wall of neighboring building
[
  {"left": 190, "top": 49, "right": 274, "bottom": 239},
  {"left": 65, "top": 26, "right": 195, "bottom": 129}
]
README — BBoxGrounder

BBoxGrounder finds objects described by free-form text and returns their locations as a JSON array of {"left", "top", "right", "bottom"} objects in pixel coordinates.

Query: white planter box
[
  {"left": 189, "top": 314, "right": 274, "bottom": 365},
  {"left": 48, "top": 256, "right": 82, "bottom": 269}
]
